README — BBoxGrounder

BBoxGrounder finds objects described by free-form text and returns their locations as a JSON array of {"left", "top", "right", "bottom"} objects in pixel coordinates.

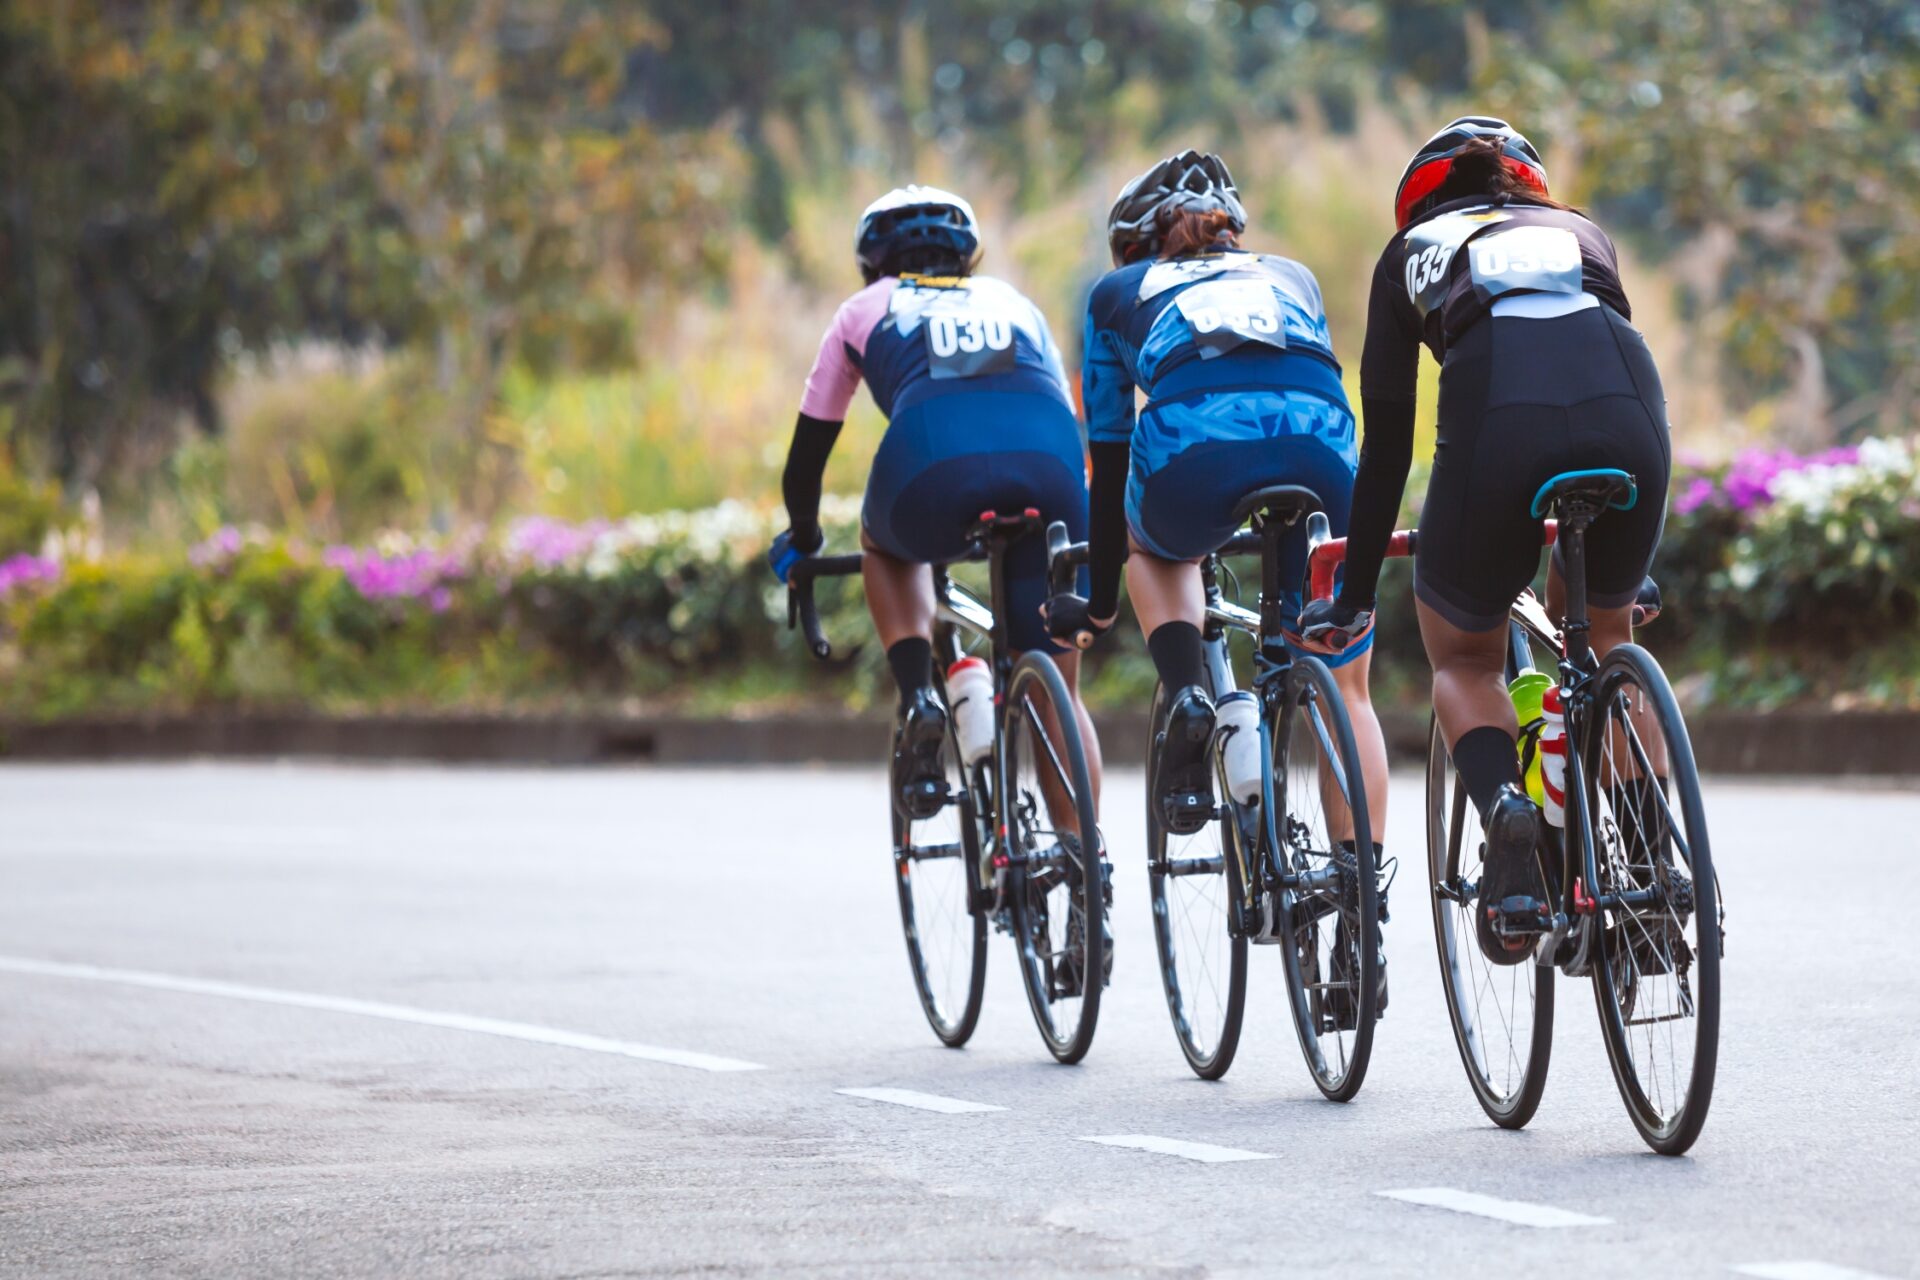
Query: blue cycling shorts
[
  {"left": 1128, "top": 369, "right": 1371, "bottom": 669},
  {"left": 864, "top": 389, "right": 1089, "bottom": 654}
]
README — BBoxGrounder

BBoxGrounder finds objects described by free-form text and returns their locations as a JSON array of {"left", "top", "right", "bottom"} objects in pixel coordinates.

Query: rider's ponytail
[
  {"left": 1430, "top": 137, "right": 1577, "bottom": 212},
  {"left": 1158, "top": 208, "right": 1242, "bottom": 260}
]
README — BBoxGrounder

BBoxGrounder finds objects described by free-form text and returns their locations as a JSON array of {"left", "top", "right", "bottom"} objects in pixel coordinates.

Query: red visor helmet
[{"left": 1394, "top": 116, "right": 1550, "bottom": 229}]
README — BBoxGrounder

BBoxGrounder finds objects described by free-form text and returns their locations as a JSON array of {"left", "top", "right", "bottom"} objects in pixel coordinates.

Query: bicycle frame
[
  {"left": 789, "top": 509, "right": 1087, "bottom": 916},
  {"left": 1197, "top": 510, "right": 1350, "bottom": 929}
]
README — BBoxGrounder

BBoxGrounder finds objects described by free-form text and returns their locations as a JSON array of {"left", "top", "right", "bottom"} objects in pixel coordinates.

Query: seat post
[
  {"left": 1259, "top": 517, "right": 1288, "bottom": 654},
  {"left": 1557, "top": 511, "right": 1593, "bottom": 669}
]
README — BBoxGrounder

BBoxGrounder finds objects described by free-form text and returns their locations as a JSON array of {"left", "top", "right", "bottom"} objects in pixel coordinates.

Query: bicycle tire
[
  {"left": 890, "top": 660, "right": 989, "bottom": 1047},
  {"left": 1146, "top": 679, "right": 1248, "bottom": 1080},
  {"left": 1273, "top": 654, "right": 1379, "bottom": 1101},
  {"left": 1580, "top": 643, "right": 1721, "bottom": 1155},
  {"left": 1003, "top": 651, "right": 1105, "bottom": 1064},
  {"left": 1425, "top": 711, "right": 1555, "bottom": 1128}
]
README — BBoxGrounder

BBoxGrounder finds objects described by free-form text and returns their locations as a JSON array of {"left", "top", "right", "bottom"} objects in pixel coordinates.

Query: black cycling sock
[
  {"left": 886, "top": 637, "right": 933, "bottom": 711},
  {"left": 1453, "top": 725, "right": 1522, "bottom": 822},
  {"left": 1146, "top": 621, "right": 1207, "bottom": 695}
]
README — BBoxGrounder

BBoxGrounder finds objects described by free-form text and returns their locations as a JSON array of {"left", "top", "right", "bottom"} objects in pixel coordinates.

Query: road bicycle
[
  {"left": 1322, "top": 467, "right": 1722, "bottom": 1153},
  {"left": 1137, "top": 484, "right": 1382, "bottom": 1099},
  {"left": 787, "top": 508, "right": 1107, "bottom": 1063}
]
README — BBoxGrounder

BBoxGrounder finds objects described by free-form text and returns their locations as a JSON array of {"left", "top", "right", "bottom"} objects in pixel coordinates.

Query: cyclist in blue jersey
[
  {"left": 1054, "top": 151, "right": 1390, "bottom": 923},
  {"left": 770, "top": 186, "right": 1103, "bottom": 816}
]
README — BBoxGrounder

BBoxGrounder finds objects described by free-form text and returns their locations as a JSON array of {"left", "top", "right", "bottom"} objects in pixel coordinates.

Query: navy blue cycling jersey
[{"left": 801, "top": 274, "right": 1074, "bottom": 423}]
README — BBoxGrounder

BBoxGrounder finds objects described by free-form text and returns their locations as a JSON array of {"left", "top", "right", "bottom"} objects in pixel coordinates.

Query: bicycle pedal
[{"left": 1161, "top": 790, "right": 1216, "bottom": 835}]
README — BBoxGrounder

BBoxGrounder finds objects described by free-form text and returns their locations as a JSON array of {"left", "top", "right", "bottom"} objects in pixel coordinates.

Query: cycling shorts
[
  {"left": 863, "top": 389, "right": 1089, "bottom": 654},
  {"left": 1128, "top": 367, "right": 1370, "bottom": 669},
  {"left": 1415, "top": 303, "right": 1670, "bottom": 632}
]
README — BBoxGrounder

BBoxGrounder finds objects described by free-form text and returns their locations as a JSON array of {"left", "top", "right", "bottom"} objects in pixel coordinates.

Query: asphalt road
[{"left": 2, "top": 763, "right": 1916, "bottom": 1279}]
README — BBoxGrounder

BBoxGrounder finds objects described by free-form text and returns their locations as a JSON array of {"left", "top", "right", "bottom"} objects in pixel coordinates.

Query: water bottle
[
  {"left": 1216, "top": 691, "right": 1263, "bottom": 806},
  {"left": 1539, "top": 684, "right": 1567, "bottom": 827},
  {"left": 1507, "top": 670, "right": 1553, "bottom": 810},
  {"left": 946, "top": 658, "right": 995, "bottom": 765}
]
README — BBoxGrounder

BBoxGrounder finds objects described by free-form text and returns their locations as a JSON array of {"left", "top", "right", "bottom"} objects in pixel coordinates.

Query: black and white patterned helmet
[{"left": 1106, "top": 150, "right": 1247, "bottom": 267}]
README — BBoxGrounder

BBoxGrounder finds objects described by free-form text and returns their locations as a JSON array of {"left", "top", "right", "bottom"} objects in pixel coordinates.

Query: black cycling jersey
[{"left": 1358, "top": 195, "right": 1632, "bottom": 405}]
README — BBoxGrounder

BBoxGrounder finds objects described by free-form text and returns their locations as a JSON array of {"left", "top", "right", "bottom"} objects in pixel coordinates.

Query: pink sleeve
[{"left": 800, "top": 281, "right": 895, "bottom": 420}]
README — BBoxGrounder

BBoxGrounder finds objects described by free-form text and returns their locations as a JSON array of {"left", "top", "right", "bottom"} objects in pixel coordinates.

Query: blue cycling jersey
[{"left": 1081, "top": 251, "right": 1342, "bottom": 447}]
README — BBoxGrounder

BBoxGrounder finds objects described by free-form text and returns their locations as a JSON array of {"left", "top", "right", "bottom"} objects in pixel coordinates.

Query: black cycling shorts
[{"left": 1415, "top": 304, "right": 1670, "bottom": 632}]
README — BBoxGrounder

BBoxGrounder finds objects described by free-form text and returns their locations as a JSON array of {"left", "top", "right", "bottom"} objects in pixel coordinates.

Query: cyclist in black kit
[{"left": 1297, "top": 117, "right": 1671, "bottom": 963}]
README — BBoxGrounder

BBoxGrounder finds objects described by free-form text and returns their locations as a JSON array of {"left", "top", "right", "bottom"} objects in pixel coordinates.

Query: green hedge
[{"left": 2, "top": 439, "right": 1915, "bottom": 719}]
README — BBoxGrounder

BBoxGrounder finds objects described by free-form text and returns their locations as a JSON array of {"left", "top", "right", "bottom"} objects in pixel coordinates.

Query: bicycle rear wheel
[
  {"left": 1426, "top": 711, "right": 1554, "bottom": 1128},
  {"left": 1581, "top": 643, "right": 1722, "bottom": 1155},
  {"left": 891, "top": 661, "right": 989, "bottom": 1047},
  {"left": 1146, "top": 679, "right": 1247, "bottom": 1080},
  {"left": 1273, "top": 655, "right": 1378, "bottom": 1101},
  {"left": 1003, "top": 651, "right": 1105, "bottom": 1064}
]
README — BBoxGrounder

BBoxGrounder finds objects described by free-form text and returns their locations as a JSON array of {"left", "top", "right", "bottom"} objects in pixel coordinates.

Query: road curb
[{"left": 0, "top": 709, "right": 1912, "bottom": 776}]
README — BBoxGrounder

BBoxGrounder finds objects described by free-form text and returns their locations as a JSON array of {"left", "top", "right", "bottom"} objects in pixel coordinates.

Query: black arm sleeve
[
  {"left": 1339, "top": 395, "right": 1416, "bottom": 610},
  {"left": 1085, "top": 440, "right": 1131, "bottom": 618},
  {"left": 779, "top": 413, "right": 842, "bottom": 550}
]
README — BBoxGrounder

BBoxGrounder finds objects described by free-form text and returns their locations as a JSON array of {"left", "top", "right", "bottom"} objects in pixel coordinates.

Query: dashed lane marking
[
  {"left": 1732, "top": 1264, "right": 1898, "bottom": 1280},
  {"left": 836, "top": 1087, "right": 1006, "bottom": 1114},
  {"left": 1078, "top": 1135, "right": 1273, "bottom": 1164},
  {"left": 1377, "top": 1187, "right": 1610, "bottom": 1228},
  {"left": 0, "top": 955, "right": 766, "bottom": 1073}
]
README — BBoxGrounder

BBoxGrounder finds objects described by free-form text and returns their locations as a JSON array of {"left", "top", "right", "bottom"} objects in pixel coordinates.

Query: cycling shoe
[
  {"left": 894, "top": 688, "right": 950, "bottom": 820},
  {"left": 1154, "top": 686, "right": 1217, "bottom": 837},
  {"left": 1476, "top": 783, "right": 1544, "bottom": 966}
]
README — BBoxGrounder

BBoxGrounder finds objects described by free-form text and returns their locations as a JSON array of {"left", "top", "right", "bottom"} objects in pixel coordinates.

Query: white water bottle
[
  {"left": 946, "top": 658, "right": 995, "bottom": 765},
  {"left": 1216, "top": 691, "right": 1263, "bottom": 806},
  {"left": 1539, "top": 685, "right": 1567, "bottom": 827}
]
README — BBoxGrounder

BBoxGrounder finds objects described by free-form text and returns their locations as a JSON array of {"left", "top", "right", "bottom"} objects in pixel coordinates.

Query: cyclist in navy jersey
[
  {"left": 1055, "top": 151, "right": 1390, "bottom": 926},
  {"left": 770, "top": 186, "right": 1102, "bottom": 814},
  {"left": 1297, "top": 118, "right": 1672, "bottom": 964}
]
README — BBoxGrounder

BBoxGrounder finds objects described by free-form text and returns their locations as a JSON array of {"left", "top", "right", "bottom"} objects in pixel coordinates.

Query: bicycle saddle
[
  {"left": 1231, "top": 484, "right": 1324, "bottom": 528},
  {"left": 1529, "top": 468, "right": 1638, "bottom": 520}
]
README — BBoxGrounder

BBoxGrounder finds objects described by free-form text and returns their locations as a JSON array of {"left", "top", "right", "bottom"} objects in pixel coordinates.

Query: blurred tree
[
  {"left": 0, "top": 0, "right": 734, "bottom": 504},
  {"left": 1482, "top": 0, "right": 1920, "bottom": 444}
]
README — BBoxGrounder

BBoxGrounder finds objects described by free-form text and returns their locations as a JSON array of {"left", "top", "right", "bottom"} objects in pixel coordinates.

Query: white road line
[
  {"left": 835, "top": 1087, "right": 1006, "bottom": 1114},
  {"left": 0, "top": 955, "right": 765, "bottom": 1073},
  {"left": 1733, "top": 1264, "right": 1898, "bottom": 1280},
  {"left": 1377, "top": 1187, "right": 1610, "bottom": 1228},
  {"left": 1078, "top": 1135, "right": 1273, "bottom": 1164}
]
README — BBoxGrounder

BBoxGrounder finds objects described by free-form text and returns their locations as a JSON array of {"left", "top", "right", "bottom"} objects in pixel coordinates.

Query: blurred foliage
[
  {"left": 0, "top": 0, "right": 734, "bottom": 497},
  {"left": 4, "top": 445, "right": 1916, "bottom": 719}
]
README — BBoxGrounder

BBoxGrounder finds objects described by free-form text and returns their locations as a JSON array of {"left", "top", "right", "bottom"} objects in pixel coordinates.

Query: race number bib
[
  {"left": 924, "top": 307, "right": 1017, "bottom": 379},
  {"left": 1466, "top": 226, "right": 1584, "bottom": 299},
  {"left": 888, "top": 280, "right": 1024, "bottom": 380},
  {"left": 1174, "top": 279, "right": 1287, "bottom": 358},
  {"left": 1401, "top": 206, "right": 1511, "bottom": 317}
]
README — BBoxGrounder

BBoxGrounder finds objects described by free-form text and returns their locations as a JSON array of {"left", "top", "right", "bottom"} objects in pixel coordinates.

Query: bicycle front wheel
[
  {"left": 1002, "top": 651, "right": 1105, "bottom": 1064},
  {"left": 890, "top": 662, "right": 988, "bottom": 1047},
  {"left": 1273, "top": 655, "right": 1379, "bottom": 1101},
  {"left": 1581, "top": 642, "right": 1722, "bottom": 1155},
  {"left": 1426, "top": 712, "right": 1554, "bottom": 1128},
  {"left": 1146, "top": 680, "right": 1247, "bottom": 1080}
]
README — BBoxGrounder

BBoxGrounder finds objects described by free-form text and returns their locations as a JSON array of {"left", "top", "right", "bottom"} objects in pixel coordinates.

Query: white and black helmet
[
  {"left": 855, "top": 185, "right": 982, "bottom": 284},
  {"left": 1106, "top": 150, "right": 1247, "bottom": 266}
]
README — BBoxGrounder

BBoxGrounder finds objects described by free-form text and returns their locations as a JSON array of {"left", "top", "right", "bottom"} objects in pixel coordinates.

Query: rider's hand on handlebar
[
  {"left": 767, "top": 525, "right": 823, "bottom": 584},
  {"left": 1292, "top": 596, "right": 1375, "bottom": 655},
  {"left": 1042, "top": 593, "right": 1113, "bottom": 650}
]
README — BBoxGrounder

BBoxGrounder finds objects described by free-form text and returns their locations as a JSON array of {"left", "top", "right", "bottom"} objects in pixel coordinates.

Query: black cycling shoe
[
  {"left": 893, "top": 688, "right": 949, "bottom": 821},
  {"left": 1476, "top": 783, "right": 1544, "bottom": 966},
  {"left": 1324, "top": 843, "right": 1389, "bottom": 1029},
  {"left": 1617, "top": 778, "right": 1695, "bottom": 977},
  {"left": 1054, "top": 834, "right": 1113, "bottom": 999},
  {"left": 1154, "top": 686, "right": 1217, "bottom": 837}
]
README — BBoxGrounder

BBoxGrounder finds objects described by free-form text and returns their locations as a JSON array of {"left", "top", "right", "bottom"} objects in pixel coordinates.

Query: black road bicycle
[
  {"left": 788, "top": 508, "right": 1107, "bottom": 1063},
  {"left": 1402, "top": 468, "right": 1723, "bottom": 1154},
  {"left": 1141, "top": 485, "right": 1382, "bottom": 1099}
]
